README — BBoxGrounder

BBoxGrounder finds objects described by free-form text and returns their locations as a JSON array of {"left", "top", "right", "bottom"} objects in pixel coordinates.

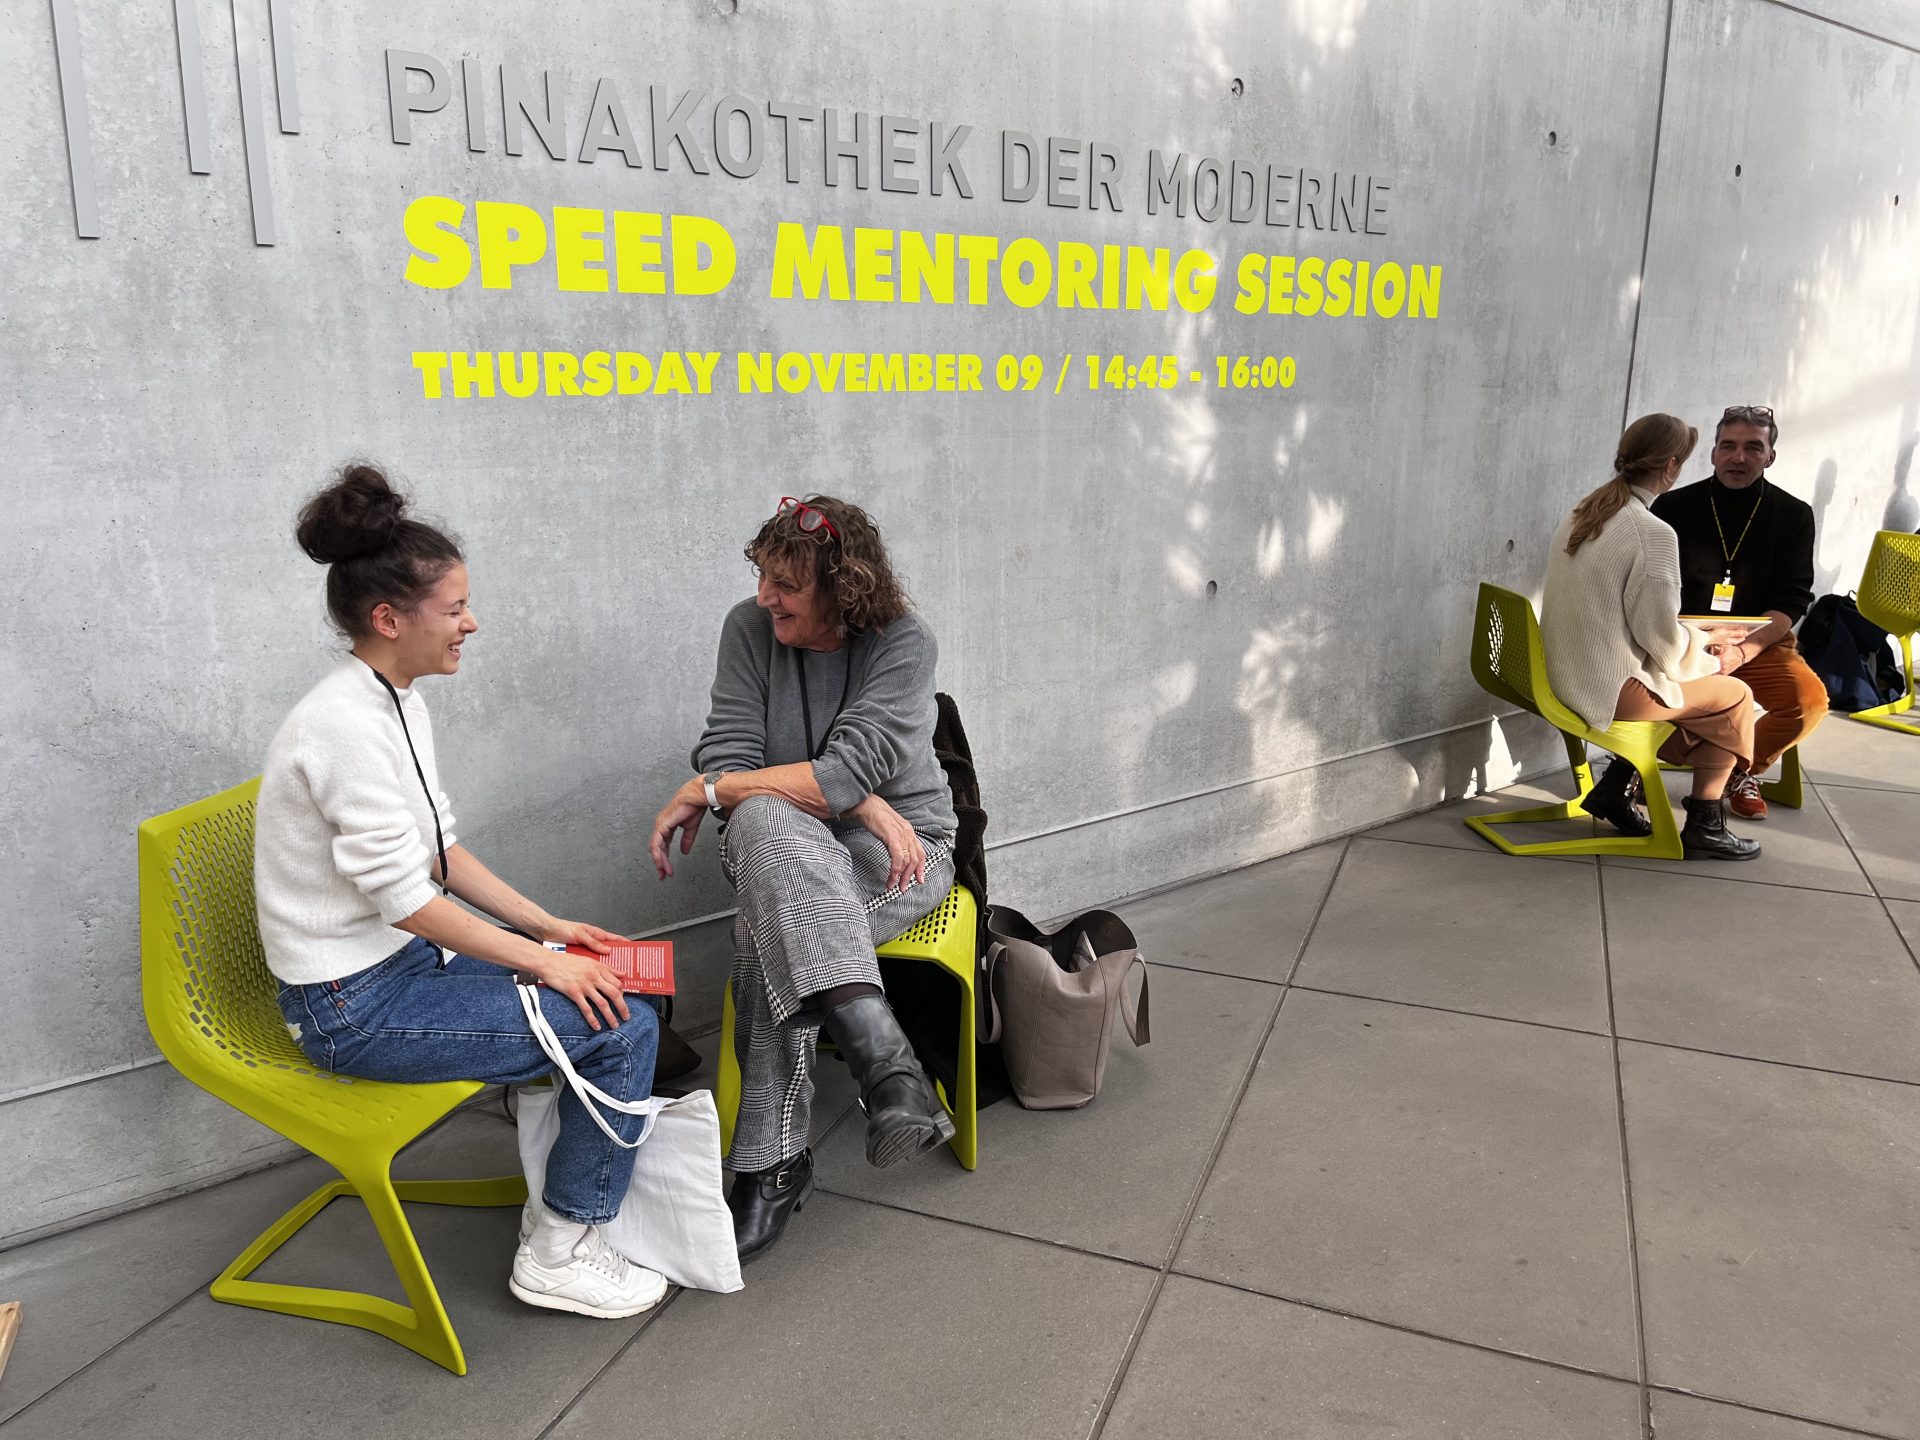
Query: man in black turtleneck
[{"left": 1651, "top": 406, "right": 1828, "bottom": 819}]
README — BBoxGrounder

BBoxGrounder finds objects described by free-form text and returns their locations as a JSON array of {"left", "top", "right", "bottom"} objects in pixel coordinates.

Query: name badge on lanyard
[{"left": 1711, "top": 577, "right": 1736, "bottom": 613}]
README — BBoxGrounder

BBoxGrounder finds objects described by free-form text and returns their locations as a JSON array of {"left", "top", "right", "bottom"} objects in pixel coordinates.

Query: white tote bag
[{"left": 513, "top": 985, "right": 743, "bottom": 1294}]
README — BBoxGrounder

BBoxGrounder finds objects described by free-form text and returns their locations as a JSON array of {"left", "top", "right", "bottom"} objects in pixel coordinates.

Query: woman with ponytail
[
  {"left": 254, "top": 464, "right": 669, "bottom": 1318},
  {"left": 1540, "top": 415, "right": 1762, "bottom": 860}
]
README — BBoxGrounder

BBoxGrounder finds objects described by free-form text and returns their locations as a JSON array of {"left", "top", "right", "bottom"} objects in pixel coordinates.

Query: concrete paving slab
[
  {"left": 1368, "top": 777, "right": 1598, "bottom": 859},
  {"left": 1622, "top": 1042, "right": 1920, "bottom": 1437},
  {"left": 1105, "top": 1274, "right": 1640, "bottom": 1439},
  {"left": 1120, "top": 842, "right": 1343, "bottom": 983},
  {"left": 0, "top": 1152, "right": 330, "bottom": 1425},
  {"left": 1604, "top": 866, "right": 1920, "bottom": 1082},
  {"left": 547, "top": 1193, "right": 1153, "bottom": 1440},
  {"left": 1799, "top": 721, "right": 1920, "bottom": 795},
  {"left": 814, "top": 965, "right": 1278, "bottom": 1264},
  {"left": 0, "top": 1197, "right": 652, "bottom": 1440},
  {"left": 1295, "top": 837, "right": 1610, "bottom": 1031},
  {"left": 1651, "top": 1391, "right": 1885, "bottom": 1439},
  {"left": 1603, "top": 773, "right": 1872, "bottom": 896},
  {"left": 1818, "top": 785, "right": 1920, "bottom": 901},
  {"left": 1177, "top": 989, "right": 1637, "bottom": 1374}
]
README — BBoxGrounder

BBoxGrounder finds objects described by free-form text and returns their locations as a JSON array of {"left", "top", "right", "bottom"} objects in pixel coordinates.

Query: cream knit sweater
[
  {"left": 254, "top": 658, "right": 458, "bottom": 985},
  {"left": 1540, "top": 485, "right": 1718, "bottom": 730}
]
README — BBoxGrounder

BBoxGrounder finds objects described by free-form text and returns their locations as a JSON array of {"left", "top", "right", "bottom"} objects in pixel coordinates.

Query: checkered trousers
[{"left": 720, "top": 794, "right": 955, "bottom": 1173}]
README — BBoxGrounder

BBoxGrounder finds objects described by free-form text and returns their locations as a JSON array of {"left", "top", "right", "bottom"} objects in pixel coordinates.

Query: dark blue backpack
[{"left": 1798, "top": 594, "right": 1903, "bottom": 712}]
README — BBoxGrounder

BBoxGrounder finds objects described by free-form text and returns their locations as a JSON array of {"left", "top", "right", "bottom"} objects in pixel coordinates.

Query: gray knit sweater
[{"left": 692, "top": 599, "right": 958, "bottom": 840}]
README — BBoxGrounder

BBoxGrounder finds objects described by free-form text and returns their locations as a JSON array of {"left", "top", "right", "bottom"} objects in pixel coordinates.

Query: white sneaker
[{"left": 509, "top": 1225, "right": 667, "bottom": 1319}]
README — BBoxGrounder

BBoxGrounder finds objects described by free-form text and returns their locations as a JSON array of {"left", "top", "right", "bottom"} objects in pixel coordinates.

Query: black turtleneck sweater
[{"left": 1650, "top": 475, "right": 1816, "bottom": 622}]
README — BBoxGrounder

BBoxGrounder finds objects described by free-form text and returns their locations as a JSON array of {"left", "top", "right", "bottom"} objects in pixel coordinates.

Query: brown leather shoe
[{"left": 1725, "top": 769, "right": 1768, "bottom": 821}]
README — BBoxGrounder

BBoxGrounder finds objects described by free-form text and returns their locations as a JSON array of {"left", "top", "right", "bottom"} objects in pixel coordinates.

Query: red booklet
[{"left": 540, "top": 939, "right": 676, "bottom": 995}]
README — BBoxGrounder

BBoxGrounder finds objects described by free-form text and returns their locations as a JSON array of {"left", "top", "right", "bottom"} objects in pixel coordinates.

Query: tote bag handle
[{"left": 516, "top": 983, "right": 669, "bottom": 1151}]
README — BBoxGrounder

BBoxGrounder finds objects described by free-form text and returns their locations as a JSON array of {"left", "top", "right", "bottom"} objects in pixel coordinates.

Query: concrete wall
[{"left": 2, "top": 0, "right": 1913, "bottom": 1245}]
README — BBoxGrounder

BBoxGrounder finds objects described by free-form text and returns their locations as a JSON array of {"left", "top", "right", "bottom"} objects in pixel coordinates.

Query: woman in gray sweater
[{"left": 650, "top": 495, "right": 959, "bottom": 1263}]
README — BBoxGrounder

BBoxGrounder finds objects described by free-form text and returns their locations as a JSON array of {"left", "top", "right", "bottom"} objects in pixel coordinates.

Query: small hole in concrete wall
[
  {"left": 1735, "top": 163, "right": 1742, "bottom": 177},
  {"left": 1506, "top": 538, "right": 1515, "bottom": 553},
  {"left": 1547, "top": 130, "right": 1557, "bottom": 147},
  {"left": 1231, "top": 78, "right": 1244, "bottom": 97},
  {"left": 1205, "top": 580, "right": 1219, "bottom": 599},
  {"left": 710, "top": 0, "right": 739, "bottom": 13}
]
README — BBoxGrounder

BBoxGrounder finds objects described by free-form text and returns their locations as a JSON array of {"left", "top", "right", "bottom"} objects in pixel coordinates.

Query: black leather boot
[
  {"left": 1681, "top": 796, "right": 1761, "bottom": 861},
  {"left": 1578, "top": 758, "right": 1652, "bottom": 837},
  {"left": 727, "top": 1149, "right": 814, "bottom": 1264},
  {"left": 822, "top": 993, "right": 956, "bottom": 1168}
]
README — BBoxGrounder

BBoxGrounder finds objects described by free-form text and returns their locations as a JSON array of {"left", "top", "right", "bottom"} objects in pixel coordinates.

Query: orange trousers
[{"left": 1731, "top": 634, "right": 1830, "bottom": 771}]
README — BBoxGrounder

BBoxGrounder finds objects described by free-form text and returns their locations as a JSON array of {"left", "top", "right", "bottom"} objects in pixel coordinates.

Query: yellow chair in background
[
  {"left": 1851, "top": 528, "right": 1920, "bottom": 736},
  {"left": 716, "top": 882, "right": 979, "bottom": 1170},
  {"left": 139, "top": 778, "right": 524, "bottom": 1376},
  {"left": 1464, "top": 583, "right": 1684, "bottom": 859}
]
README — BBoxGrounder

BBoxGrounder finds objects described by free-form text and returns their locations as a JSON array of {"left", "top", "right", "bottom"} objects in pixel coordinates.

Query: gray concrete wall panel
[{"left": 1629, "top": 0, "right": 1920, "bottom": 592}]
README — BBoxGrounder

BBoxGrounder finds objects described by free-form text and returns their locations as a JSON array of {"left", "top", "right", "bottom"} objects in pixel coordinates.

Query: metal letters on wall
[{"left": 46, "top": 0, "right": 300, "bottom": 244}]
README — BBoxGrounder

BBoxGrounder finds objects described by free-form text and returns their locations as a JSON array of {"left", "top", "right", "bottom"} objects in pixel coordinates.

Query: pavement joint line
[
  {"left": 1811, "top": 782, "right": 1920, "bottom": 982},
  {"left": 1596, "top": 836, "right": 1655, "bottom": 1436},
  {"left": 1804, "top": 776, "right": 1920, "bottom": 796},
  {"left": 811, "top": 1185, "right": 1160, "bottom": 1274},
  {"left": 1082, "top": 836, "right": 1354, "bottom": 1440},
  {"left": 0, "top": 1252, "right": 236, "bottom": 1427},
  {"left": 1645, "top": 1380, "right": 1907, "bottom": 1440},
  {"left": 532, "top": 1285, "right": 686, "bottom": 1440},
  {"left": 1162, "top": 1267, "right": 1644, "bottom": 1392},
  {"left": 1292, "top": 980, "right": 1920, "bottom": 1093}
]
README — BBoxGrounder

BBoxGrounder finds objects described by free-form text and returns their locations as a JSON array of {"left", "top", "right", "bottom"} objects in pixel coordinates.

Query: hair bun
[{"left": 295, "top": 464, "right": 406, "bottom": 564}]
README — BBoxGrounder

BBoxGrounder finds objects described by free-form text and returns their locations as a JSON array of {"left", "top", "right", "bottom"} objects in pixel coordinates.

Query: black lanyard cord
[
  {"left": 369, "top": 667, "right": 450, "bottom": 895},
  {"left": 796, "top": 648, "right": 855, "bottom": 762}
]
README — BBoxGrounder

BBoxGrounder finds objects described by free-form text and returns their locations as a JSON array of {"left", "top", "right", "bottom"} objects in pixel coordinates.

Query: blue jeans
[{"left": 276, "top": 936, "right": 659, "bottom": 1225}]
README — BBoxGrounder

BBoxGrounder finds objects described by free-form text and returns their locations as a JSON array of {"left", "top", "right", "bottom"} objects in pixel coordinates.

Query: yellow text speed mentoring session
[{"left": 401, "top": 196, "right": 1443, "bottom": 398}]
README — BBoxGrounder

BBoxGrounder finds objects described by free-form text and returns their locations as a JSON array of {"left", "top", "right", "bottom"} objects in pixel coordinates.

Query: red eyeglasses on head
[{"left": 776, "top": 496, "right": 840, "bottom": 543}]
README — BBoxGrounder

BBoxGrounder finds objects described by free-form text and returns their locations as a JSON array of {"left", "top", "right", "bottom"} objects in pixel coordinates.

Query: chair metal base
[
  {"left": 1466, "top": 731, "right": 1684, "bottom": 859},
  {"left": 211, "top": 1172, "right": 526, "bottom": 1375},
  {"left": 1849, "top": 687, "right": 1919, "bottom": 736}
]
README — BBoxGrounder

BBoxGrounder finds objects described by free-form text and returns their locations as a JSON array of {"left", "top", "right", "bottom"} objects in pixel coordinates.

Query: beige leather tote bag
[{"left": 981, "top": 905, "right": 1151, "bottom": 1109}]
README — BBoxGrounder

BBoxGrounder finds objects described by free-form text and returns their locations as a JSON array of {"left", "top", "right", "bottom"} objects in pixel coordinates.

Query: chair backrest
[
  {"left": 1469, "top": 582, "right": 1584, "bottom": 731},
  {"left": 1857, "top": 529, "right": 1920, "bottom": 640},
  {"left": 138, "top": 778, "right": 340, "bottom": 1099}
]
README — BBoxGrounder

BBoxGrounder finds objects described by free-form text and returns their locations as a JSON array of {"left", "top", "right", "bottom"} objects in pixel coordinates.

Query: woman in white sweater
[
  {"left": 1540, "top": 414, "right": 1760, "bottom": 860},
  {"left": 256, "top": 465, "right": 666, "bottom": 1318}
]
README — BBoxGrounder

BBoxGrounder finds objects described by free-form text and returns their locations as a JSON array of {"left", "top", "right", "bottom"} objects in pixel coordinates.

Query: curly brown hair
[{"left": 745, "top": 495, "right": 911, "bottom": 633}]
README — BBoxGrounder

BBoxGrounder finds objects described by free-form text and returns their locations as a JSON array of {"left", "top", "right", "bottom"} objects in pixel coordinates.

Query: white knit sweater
[
  {"left": 1540, "top": 485, "right": 1718, "bottom": 730},
  {"left": 254, "top": 658, "right": 458, "bottom": 985}
]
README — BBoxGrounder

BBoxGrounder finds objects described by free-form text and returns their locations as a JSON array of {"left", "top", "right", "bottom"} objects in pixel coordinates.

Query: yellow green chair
[
  {"left": 1464, "top": 583, "right": 1685, "bottom": 859},
  {"left": 1850, "top": 528, "right": 1920, "bottom": 736},
  {"left": 139, "top": 778, "right": 525, "bottom": 1375},
  {"left": 715, "top": 883, "right": 979, "bottom": 1170}
]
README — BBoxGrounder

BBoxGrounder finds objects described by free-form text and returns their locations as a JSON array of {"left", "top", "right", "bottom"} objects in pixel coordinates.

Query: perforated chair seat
[
  {"left": 139, "top": 778, "right": 524, "bottom": 1375},
  {"left": 1464, "top": 582, "right": 1684, "bottom": 859},
  {"left": 716, "top": 883, "right": 980, "bottom": 1170},
  {"left": 1850, "top": 529, "right": 1920, "bottom": 736}
]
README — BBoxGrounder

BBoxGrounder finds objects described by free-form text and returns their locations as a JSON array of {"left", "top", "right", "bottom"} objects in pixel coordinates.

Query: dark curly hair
[
  {"left": 745, "top": 494, "right": 910, "bottom": 633},
  {"left": 295, "top": 463, "right": 463, "bottom": 638}
]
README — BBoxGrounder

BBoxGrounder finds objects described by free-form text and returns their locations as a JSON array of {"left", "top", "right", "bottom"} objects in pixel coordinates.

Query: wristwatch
[{"left": 702, "top": 772, "right": 724, "bottom": 818}]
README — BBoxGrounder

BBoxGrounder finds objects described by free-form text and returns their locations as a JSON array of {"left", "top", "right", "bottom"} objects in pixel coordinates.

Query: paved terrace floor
[{"left": 3, "top": 719, "right": 1918, "bottom": 1440}]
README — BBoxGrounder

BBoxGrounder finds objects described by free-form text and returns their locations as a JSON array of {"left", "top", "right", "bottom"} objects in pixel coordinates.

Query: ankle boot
[
  {"left": 821, "top": 993, "right": 956, "bottom": 1168},
  {"left": 727, "top": 1149, "right": 814, "bottom": 1264},
  {"left": 1681, "top": 796, "right": 1761, "bottom": 861},
  {"left": 1578, "top": 758, "right": 1652, "bottom": 837}
]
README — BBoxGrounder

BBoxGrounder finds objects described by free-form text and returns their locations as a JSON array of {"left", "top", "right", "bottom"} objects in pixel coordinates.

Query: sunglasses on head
[
  {"left": 776, "top": 496, "right": 840, "bottom": 543},
  {"left": 1720, "top": 405, "right": 1775, "bottom": 425}
]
